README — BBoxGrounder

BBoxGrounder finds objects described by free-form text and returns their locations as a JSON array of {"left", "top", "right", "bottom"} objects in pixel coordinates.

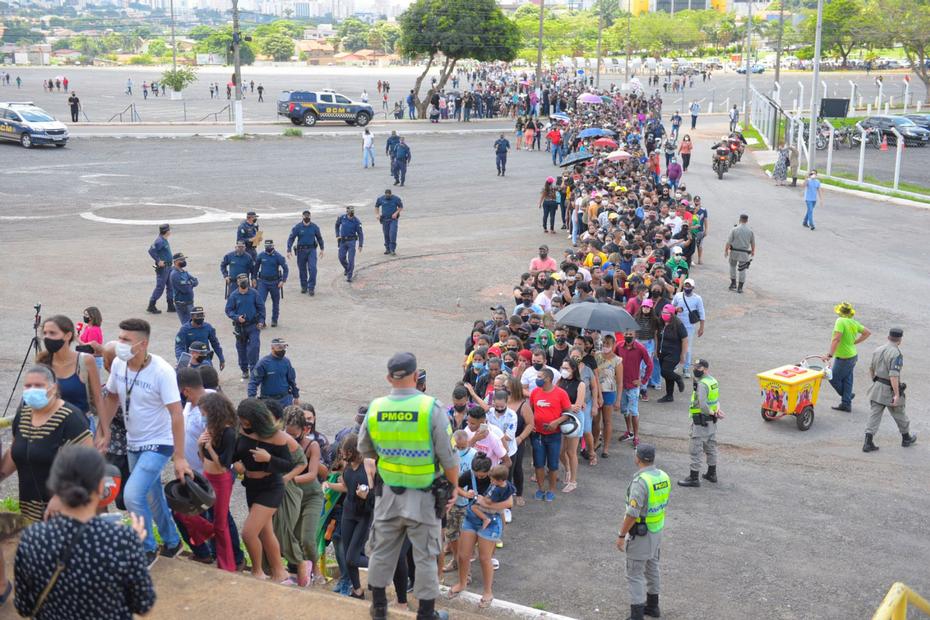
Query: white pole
[
  {"left": 807, "top": 0, "right": 824, "bottom": 170},
  {"left": 232, "top": 0, "right": 244, "bottom": 137},
  {"left": 824, "top": 119, "right": 834, "bottom": 175},
  {"left": 903, "top": 78, "right": 910, "bottom": 113},
  {"left": 867, "top": 103, "right": 872, "bottom": 116},
  {"left": 848, "top": 80, "right": 856, "bottom": 111},
  {"left": 856, "top": 122, "right": 866, "bottom": 184},
  {"left": 798, "top": 81, "right": 804, "bottom": 112},
  {"left": 892, "top": 127, "right": 903, "bottom": 190},
  {"left": 773, "top": 81, "right": 781, "bottom": 104},
  {"left": 743, "top": 0, "right": 753, "bottom": 118},
  {"left": 918, "top": 101, "right": 923, "bottom": 112},
  {"left": 877, "top": 80, "right": 883, "bottom": 109},
  {"left": 885, "top": 101, "right": 890, "bottom": 114}
]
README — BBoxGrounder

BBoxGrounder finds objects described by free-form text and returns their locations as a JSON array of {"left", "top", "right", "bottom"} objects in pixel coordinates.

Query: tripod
[{"left": 3, "top": 304, "right": 42, "bottom": 418}]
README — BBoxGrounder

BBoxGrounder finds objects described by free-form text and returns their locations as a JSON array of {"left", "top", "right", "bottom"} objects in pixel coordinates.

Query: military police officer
[
  {"left": 147, "top": 223, "right": 173, "bottom": 314},
  {"left": 187, "top": 341, "right": 213, "bottom": 369},
  {"left": 175, "top": 306, "right": 225, "bottom": 371},
  {"left": 237, "top": 211, "right": 261, "bottom": 259},
  {"left": 375, "top": 189, "right": 403, "bottom": 256},
  {"left": 864, "top": 328, "right": 917, "bottom": 452},
  {"left": 724, "top": 213, "right": 755, "bottom": 293},
  {"left": 617, "top": 443, "right": 670, "bottom": 620},
  {"left": 168, "top": 253, "right": 199, "bottom": 326},
  {"left": 358, "top": 352, "right": 458, "bottom": 620},
  {"left": 248, "top": 338, "right": 299, "bottom": 408},
  {"left": 392, "top": 136, "right": 411, "bottom": 187},
  {"left": 494, "top": 133, "right": 511, "bottom": 176},
  {"left": 336, "top": 206, "right": 364, "bottom": 282},
  {"left": 220, "top": 240, "right": 256, "bottom": 298},
  {"left": 286, "top": 210, "right": 325, "bottom": 296},
  {"left": 385, "top": 130, "right": 400, "bottom": 172},
  {"left": 225, "top": 273, "right": 265, "bottom": 380},
  {"left": 678, "top": 359, "right": 720, "bottom": 487},
  {"left": 254, "top": 239, "right": 288, "bottom": 327}
]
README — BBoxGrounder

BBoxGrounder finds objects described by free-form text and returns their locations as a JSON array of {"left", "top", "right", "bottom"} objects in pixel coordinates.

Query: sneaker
[
  {"left": 545, "top": 491, "right": 555, "bottom": 502},
  {"left": 491, "top": 558, "right": 500, "bottom": 570},
  {"left": 160, "top": 542, "right": 183, "bottom": 559},
  {"left": 683, "top": 369, "right": 692, "bottom": 378},
  {"left": 240, "top": 370, "right": 249, "bottom": 380},
  {"left": 145, "top": 550, "right": 159, "bottom": 569},
  {"left": 640, "top": 391, "right": 649, "bottom": 402},
  {"left": 495, "top": 541, "right": 503, "bottom": 549},
  {"left": 619, "top": 432, "right": 633, "bottom": 442},
  {"left": 534, "top": 490, "right": 545, "bottom": 501},
  {"left": 503, "top": 508, "right": 512, "bottom": 524}
]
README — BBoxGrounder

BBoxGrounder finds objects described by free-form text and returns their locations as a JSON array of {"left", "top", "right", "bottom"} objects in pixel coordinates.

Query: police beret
[
  {"left": 302, "top": 210, "right": 311, "bottom": 216},
  {"left": 388, "top": 352, "right": 417, "bottom": 379},
  {"left": 236, "top": 273, "right": 249, "bottom": 281}
]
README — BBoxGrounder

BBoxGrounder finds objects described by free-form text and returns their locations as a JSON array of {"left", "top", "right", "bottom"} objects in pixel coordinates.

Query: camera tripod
[{"left": 3, "top": 304, "right": 42, "bottom": 418}]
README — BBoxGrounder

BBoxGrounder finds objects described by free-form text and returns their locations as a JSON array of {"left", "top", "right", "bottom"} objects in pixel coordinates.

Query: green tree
[
  {"left": 878, "top": 0, "right": 930, "bottom": 94},
  {"left": 188, "top": 25, "right": 215, "bottom": 41},
  {"left": 194, "top": 27, "right": 255, "bottom": 65},
  {"left": 399, "top": 0, "right": 521, "bottom": 117},
  {"left": 804, "top": 0, "right": 865, "bottom": 67},
  {"left": 368, "top": 21, "right": 401, "bottom": 53},
  {"left": 1, "top": 21, "right": 43, "bottom": 44},
  {"left": 260, "top": 32, "right": 294, "bottom": 61},
  {"left": 147, "top": 39, "right": 169, "bottom": 56},
  {"left": 161, "top": 66, "right": 197, "bottom": 92}
]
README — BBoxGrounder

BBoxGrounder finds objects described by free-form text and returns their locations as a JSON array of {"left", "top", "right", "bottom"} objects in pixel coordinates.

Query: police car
[
  {"left": 277, "top": 89, "right": 374, "bottom": 127},
  {"left": 0, "top": 102, "right": 69, "bottom": 148}
]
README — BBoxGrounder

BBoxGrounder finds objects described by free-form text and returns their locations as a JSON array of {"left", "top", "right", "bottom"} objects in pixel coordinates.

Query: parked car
[
  {"left": 860, "top": 115, "right": 930, "bottom": 146},
  {"left": 0, "top": 102, "right": 69, "bottom": 148},
  {"left": 736, "top": 64, "right": 765, "bottom": 74},
  {"left": 904, "top": 114, "right": 930, "bottom": 130}
]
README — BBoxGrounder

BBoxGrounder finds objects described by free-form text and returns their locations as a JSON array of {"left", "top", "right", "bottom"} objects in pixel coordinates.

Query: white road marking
[
  {"left": 78, "top": 201, "right": 347, "bottom": 226},
  {"left": 80, "top": 173, "right": 131, "bottom": 185}
]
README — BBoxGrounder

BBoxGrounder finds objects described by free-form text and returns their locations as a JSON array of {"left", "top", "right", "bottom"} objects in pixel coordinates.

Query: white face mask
[
  {"left": 115, "top": 341, "right": 136, "bottom": 361},
  {"left": 560, "top": 369, "right": 572, "bottom": 379}
]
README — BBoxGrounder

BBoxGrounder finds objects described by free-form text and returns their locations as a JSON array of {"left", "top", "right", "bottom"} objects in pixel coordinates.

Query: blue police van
[
  {"left": 0, "top": 102, "right": 69, "bottom": 148},
  {"left": 277, "top": 89, "right": 374, "bottom": 127}
]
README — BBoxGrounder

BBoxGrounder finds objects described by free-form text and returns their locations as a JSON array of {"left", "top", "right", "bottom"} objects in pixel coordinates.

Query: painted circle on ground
[{"left": 80, "top": 202, "right": 234, "bottom": 226}]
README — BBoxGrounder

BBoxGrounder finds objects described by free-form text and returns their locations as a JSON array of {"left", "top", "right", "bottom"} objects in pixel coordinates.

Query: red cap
[{"left": 518, "top": 349, "right": 533, "bottom": 362}]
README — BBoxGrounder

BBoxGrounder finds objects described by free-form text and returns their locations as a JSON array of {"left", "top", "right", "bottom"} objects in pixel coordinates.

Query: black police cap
[{"left": 388, "top": 352, "right": 417, "bottom": 379}]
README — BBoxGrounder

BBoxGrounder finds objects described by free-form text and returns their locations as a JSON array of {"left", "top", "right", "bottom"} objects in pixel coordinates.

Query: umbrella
[
  {"left": 577, "top": 93, "right": 603, "bottom": 104},
  {"left": 550, "top": 112, "right": 571, "bottom": 123},
  {"left": 593, "top": 137, "right": 618, "bottom": 148},
  {"left": 554, "top": 302, "right": 639, "bottom": 332},
  {"left": 600, "top": 95, "right": 614, "bottom": 103},
  {"left": 559, "top": 152, "right": 595, "bottom": 167},
  {"left": 606, "top": 149, "right": 632, "bottom": 162}
]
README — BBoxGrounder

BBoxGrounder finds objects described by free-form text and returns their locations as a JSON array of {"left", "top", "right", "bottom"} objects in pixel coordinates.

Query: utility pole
[
  {"left": 595, "top": 8, "right": 604, "bottom": 88},
  {"left": 807, "top": 0, "right": 824, "bottom": 170},
  {"left": 773, "top": 0, "right": 784, "bottom": 87},
  {"left": 169, "top": 0, "right": 177, "bottom": 72},
  {"left": 536, "top": 0, "right": 545, "bottom": 84},
  {"left": 232, "top": 0, "right": 244, "bottom": 136},
  {"left": 742, "top": 0, "right": 752, "bottom": 119},
  {"left": 625, "top": 0, "right": 631, "bottom": 84}
]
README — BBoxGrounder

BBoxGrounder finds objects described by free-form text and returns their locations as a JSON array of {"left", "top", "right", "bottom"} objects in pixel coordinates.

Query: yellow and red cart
[{"left": 757, "top": 356, "right": 830, "bottom": 431}]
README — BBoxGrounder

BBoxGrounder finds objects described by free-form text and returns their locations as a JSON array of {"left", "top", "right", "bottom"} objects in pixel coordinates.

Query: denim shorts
[
  {"left": 621, "top": 388, "right": 640, "bottom": 417},
  {"left": 462, "top": 511, "right": 503, "bottom": 541},
  {"left": 531, "top": 432, "right": 561, "bottom": 471},
  {"left": 601, "top": 390, "right": 617, "bottom": 406}
]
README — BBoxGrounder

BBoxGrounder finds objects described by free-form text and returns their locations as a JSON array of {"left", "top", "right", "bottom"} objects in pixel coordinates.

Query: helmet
[
  {"left": 559, "top": 412, "right": 580, "bottom": 436},
  {"left": 98, "top": 464, "right": 123, "bottom": 509},
  {"left": 165, "top": 472, "right": 216, "bottom": 515}
]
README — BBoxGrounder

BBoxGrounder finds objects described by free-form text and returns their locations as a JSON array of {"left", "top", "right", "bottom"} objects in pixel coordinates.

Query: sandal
[
  {"left": 0, "top": 580, "right": 11, "bottom": 606},
  {"left": 479, "top": 596, "right": 494, "bottom": 609},
  {"left": 515, "top": 496, "right": 526, "bottom": 507},
  {"left": 442, "top": 561, "right": 458, "bottom": 573},
  {"left": 601, "top": 451, "right": 610, "bottom": 458},
  {"left": 446, "top": 586, "right": 464, "bottom": 600},
  {"left": 589, "top": 454, "right": 598, "bottom": 466}
]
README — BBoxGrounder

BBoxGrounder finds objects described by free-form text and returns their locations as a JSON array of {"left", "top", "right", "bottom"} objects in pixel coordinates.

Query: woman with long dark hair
[
  {"left": 37, "top": 315, "right": 102, "bottom": 418},
  {"left": 538, "top": 176, "right": 559, "bottom": 234},
  {"left": 283, "top": 406, "right": 326, "bottom": 586},
  {"left": 656, "top": 305, "right": 688, "bottom": 403}
]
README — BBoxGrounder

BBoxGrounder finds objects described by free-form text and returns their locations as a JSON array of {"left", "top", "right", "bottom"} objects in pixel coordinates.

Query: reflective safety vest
[
  {"left": 689, "top": 375, "right": 719, "bottom": 416},
  {"left": 366, "top": 394, "right": 437, "bottom": 489},
  {"left": 630, "top": 469, "right": 671, "bottom": 533}
]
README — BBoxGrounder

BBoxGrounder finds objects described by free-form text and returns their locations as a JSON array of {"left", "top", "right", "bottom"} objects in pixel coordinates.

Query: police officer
[
  {"left": 286, "top": 210, "right": 325, "bottom": 296},
  {"left": 187, "top": 341, "right": 213, "bottom": 369},
  {"left": 863, "top": 328, "right": 917, "bottom": 452},
  {"left": 225, "top": 273, "right": 265, "bottom": 380},
  {"left": 375, "top": 189, "right": 403, "bottom": 256},
  {"left": 386, "top": 130, "right": 400, "bottom": 172},
  {"left": 494, "top": 133, "right": 511, "bottom": 176},
  {"left": 175, "top": 306, "right": 225, "bottom": 371},
  {"left": 616, "top": 443, "right": 670, "bottom": 620},
  {"left": 220, "top": 240, "right": 256, "bottom": 298},
  {"left": 392, "top": 136, "right": 411, "bottom": 187},
  {"left": 336, "top": 206, "right": 364, "bottom": 282},
  {"left": 254, "top": 239, "right": 288, "bottom": 327},
  {"left": 358, "top": 352, "right": 458, "bottom": 620},
  {"left": 678, "top": 359, "right": 720, "bottom": 487},
  {"left": 169, "top": 252, "right": 199, "bottom": 326},
  {"left": 247, "top": 338, "right": 299, "bottom": 408},
  {"left": 724, "top": 213, "right": 755, "bottom": 293},
  {"left": 237, "top": 211, "right": 261, "bottom": 259},
  {"left": 147, "top": 223, "right": 174, "bottom": 314}
]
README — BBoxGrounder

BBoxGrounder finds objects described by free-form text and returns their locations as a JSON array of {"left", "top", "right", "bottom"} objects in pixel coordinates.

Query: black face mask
[
  {"left": 192, "top": 318, "right": 204, "bottom": 326},
  {"left": 624, "top": 335, "right": 634, "bottom": 345},
  {"left": 238, "top": 282, "right": 248, "bottom": 290},
  {"left": 539, "top": 252, "right": 548, "bottom": 259},
  {"left": 532, "top": 362, "right": 544, "bottom": 371},
  {"left": 303, "top": 217, "right": 311, "bottom": 223},
  {"left": 191, "top": 355, "right": 203, "bottom": 365},
  {"left": 453, "top": 404, "right": 467, "bottom": 413},
  {"left": 693, "top": 369, "right": 705, "bottom": 378},
  {"left": 272, "top": 350, "right": 286, "bottom": 359},
  {"left": 44, "top": 338, "right": 65, "bottom": 354},
  {"left": 178, "top": 260, "right": 187, "bottom": 268},
  {"left": 82, "top": 315, "right": 91, "bottom": 323},
  {"left": 555, "top": 337, "right": 567, "bottom": 345},
  {"left": 266, "top": 248, "right": 274, "bottom": 254},
  {"left": 506, "top": 346, "right": 519, "bottom": 353}
]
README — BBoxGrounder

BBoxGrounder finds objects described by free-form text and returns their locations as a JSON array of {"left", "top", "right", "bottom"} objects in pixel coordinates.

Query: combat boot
[
  {"left": 862, "top": 433, "right": 879, "bottom": 452},
  {"left": 902, "top": 433, "right": 918, "bottom": 447},
  {"left": 677, "top": 470, "right": 700, "bottom": 487},
  {"left": 728, "top": 278, "right": 737, "bottom": 291},
  {"left": 416, "top": 599, "right": 448, "bottom": 620},
  {"left": 166, "top": 301, "right": 176, "bottom": 312},
  {"left": 146, "top": 302, "right": 161, "bottom": 314},
  {"left": 644, "top": 593, "right": 661, "bottom": 618},
  {"left": 702, "top": 465, "right": 717, "bottom": 483},
  {"left": 369, "top": 587, "right": 388, "bottom": 620},
  {"left": 627, "top": 604, "right": 646, "bottom": 620},
  {"left": 737, "top": 282, "right": 744, "bottom": 293}
]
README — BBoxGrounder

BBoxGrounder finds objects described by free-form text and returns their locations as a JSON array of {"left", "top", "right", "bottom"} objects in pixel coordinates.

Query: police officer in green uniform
[
  {"left": 358, "top": 352, "right": 458, "bottom": 620},
  {"left": 863, "top": 328, "right": 917, "bottom": 452},
  {"left": 617, "top": 443, "right": 670, "bottom": 620},
  {"left": 678, "top": 359, "right": 720, "bottom": 487}
]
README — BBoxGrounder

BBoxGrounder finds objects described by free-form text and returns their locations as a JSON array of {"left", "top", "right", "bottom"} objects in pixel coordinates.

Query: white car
[{"left": 0, "top": 102, "right": 69, "bottom": 148}]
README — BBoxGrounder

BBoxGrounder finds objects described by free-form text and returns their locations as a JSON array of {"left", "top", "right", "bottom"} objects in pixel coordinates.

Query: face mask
[
  {"left": 236, "top": 248, "right": 245, "bottom": 255},
  {"left": 472, "top": 361, "right": 486, "bottom": 371},
  {"left": 178, "top": 260, "right": 187, "bottom": 268},
  {"left": 507, "top": 347, "right": 519, "bottom": 353},
  {"left": 266, "top": 248, "right": 274, "bottom": 254},
  {"left": 453, "top": 404, "right": 467, "bottom": 413},
  {"left": 532, "top": 362, "right": 544, "bottom": 371},
  {"left": 192, "top": 318, "right": 204, "bottom": 326},
  {"left": 514, "top": 297, "right": 523, "bottom": 305},
  {"left": 115, "top": 341, "right": 136, "bottom": 361},
  {"left": 529, "top": 322, "right": 540, "bottom": 330},
  {"left": 661, "top": 313, "right": 672, "bottom": 321},
  {"left": 539, "top": 252, "right": 548, "bottom": 259},
  {"left": 83, "top": 315, "right": 91, "bottom": 323},
  {"left": 535, "top": 378, "right": 545, "bottom": 388},
  {"left": 560, "top": 369, "right": 571, "bottom": 379},
  {"left": 43, "top": 338, "right": 65, "bottom": 354},
  {"left": 272, "top": 350, "right": 286, "bottom": 359},
  {"left": 191, "top": 356, "right": 202, "bottom": 365},
  {"left": 23, "top": 387, "right": 50, "bottom": 410},
  {"left": 303, "top": 217, "right": 311, "bottom": 223},
  {"left": 624, "top": 335, "right": 634, "bottom": 345},
  {"left": 684, "top": 289, "right": 693, "bottom": 296},
  {"left": 555, "top": 336, "right": 566, "bottom": 345},
  {"left": 521, "top": 315, "right": 530, "bottom": 323},
  {"left": 693, "top": 369, "right": 705, "bottom": 378}
]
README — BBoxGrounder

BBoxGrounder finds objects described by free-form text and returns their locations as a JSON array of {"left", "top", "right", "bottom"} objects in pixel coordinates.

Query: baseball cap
[
  {"left": 683, "top": 278, "right": 695, "bottom": 287},
  {"left": 672, "top": 246, "right": 683, "bottom": 255},
  {"left": 635, "top": 442, "right": 656, "bottom": 462},
  {"left": 172, "top": 252, "right": 187, "bottom": 261},
  {"left": 642, "top": 298, "right": 655, "bottom": 308},
  {"left": 189, "top": 341, "right": 210, "bottom": 354},
  {"left": 246, "top": 211, "right": 258, "bottom": 218},
  {"left": 158, "top": 223, "right": 170, "bottom": 234},
  {"left": 236, "top": 273, "right": 249, "bottom": 282},
  {"left": 388, "top": 352, "right": 417, "bottom": 379},
  {"left": 264, "top": 239, "right": 274, "bottom": 246},
  {"left": 302, "top": 209, "right": 311, "bottom": 216},
  {"left": 889, "top": 328, "right": 904, "bottom": 338},
  {"left": 694, "top": 358, "right": 709, "bottom": 369},
  {"left": 271, "top": 338, "right": 288, "bottom": 348},
  {"left": 191, "top": 306, "right": 205, "bottom": 316}
]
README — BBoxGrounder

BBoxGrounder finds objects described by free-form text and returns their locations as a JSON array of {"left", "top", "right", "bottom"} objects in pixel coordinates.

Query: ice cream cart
[{"left": 757, "top": 356, "right": 830, "bottom": 431}]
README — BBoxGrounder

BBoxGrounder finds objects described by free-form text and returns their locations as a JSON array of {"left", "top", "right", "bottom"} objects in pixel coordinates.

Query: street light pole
[
  {"left": 595, "top": 8, "right": 604, "bottom": 88},
  {"left": 169, "top": 0, "right": 177, "bottom": 72},
  {"left": 773, "top": 0, "right": 784, "bottom": 87},
  {"left": 807, "top": 0, "right": 824, "bottom": 170},
  {"left": 232, "top": 0, "right": 244, "bottom": 136},
  {"left": 625, "top": 3, "right": 631, "bottom": 84},
  {"left": 536, "top": 0, "right": 545, "bottom": 84},
  {"left": 742, "top": 0, "right": 752, "bottom": 119}
]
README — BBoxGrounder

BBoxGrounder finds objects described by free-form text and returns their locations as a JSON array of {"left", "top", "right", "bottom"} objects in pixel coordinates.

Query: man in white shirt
[
  {"left": 663, "top": 210, "right": 684, "bottom": 235},
  {"left": 363, "top": 128, "right": 375, "bottom": 168},
  {"left": 521, "top": 347, "right": 561, "bottom": 397},
  {"left": 97, "top": 318, "right": 192, "bottom": 566},
  {"left": 671, "top": 278, "right": 706, "bottom": 378}
]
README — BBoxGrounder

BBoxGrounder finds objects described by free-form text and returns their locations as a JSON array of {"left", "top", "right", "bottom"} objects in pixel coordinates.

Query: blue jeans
[
  {"left": 407, "top": 105, "right": 415, "bottom": 119},
  {"left": 393, "top": 162, "right": 407, "bottom": 185},
  {"left": 381, "top": 218, "right": 398, "bottom": 252},
  {"left": 804, "top": 200, "right": 816, "bottom": 227},
  {"left": 363, "top": 146, "right": 375, "bottom": 168},
  {"left": 682, "top": 321, "right": 696, "bottom": 373},
  {"left": 829, "top": 355, "right": 857, "bottom": 407},
  {"left": 531, "top": 432, "right": 561, "bottom": 471},
  {"left": 295, "top": 247, "right": 318, "bottom": 291},
  {"left": 126, "top": 446, "right": 180, "bottom": 553}
]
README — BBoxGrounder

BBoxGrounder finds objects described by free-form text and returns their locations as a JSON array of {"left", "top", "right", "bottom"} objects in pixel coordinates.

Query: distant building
[
  {"left": 52, "top": 49, "right": 82, "bottom": 62},
  {"left": 624, "top": 0, "right": 728, "bottom": 14}
]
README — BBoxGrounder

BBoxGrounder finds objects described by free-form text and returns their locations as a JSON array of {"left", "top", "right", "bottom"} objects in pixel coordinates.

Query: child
[
  {"left": 443, "top": 431, "right": 476, "bottom": 574},
  {"left": 468, "top": 465, "right": 515, "bottom": 531}
]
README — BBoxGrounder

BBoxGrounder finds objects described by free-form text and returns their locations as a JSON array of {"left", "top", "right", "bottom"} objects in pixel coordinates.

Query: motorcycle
[
  {"left": 728, "top": 138, "right": 744, "bottom": 164},
  {"left": 712, "top": 148, "right": 730, "bottom": 179},
  {"left": 850, "top": 126, "right": 882, "bottom": 149}
]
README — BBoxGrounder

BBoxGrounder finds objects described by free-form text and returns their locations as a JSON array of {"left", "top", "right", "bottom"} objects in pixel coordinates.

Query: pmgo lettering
[{"left": 377, "top": 410, "right": 419, "bottom": 422}]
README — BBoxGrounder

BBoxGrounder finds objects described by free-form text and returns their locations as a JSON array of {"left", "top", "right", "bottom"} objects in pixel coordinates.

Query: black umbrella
[
  {"left": 559, "top": 152, "right": 595, "bottom": 167},
  {"left": 554, "top": 301, "right": 639, "bottom": 332}
]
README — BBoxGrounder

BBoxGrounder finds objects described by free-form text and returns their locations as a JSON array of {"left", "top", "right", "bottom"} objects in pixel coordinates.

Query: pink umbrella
[
  {"left": 594, "top": 137, "right": 618, "bottom": 148},
  {"left": 577, "top": 93, "right": 603, "bottom": 104},
  {"left": 606, "top": 149, "right": 632, "bottom": 162}
]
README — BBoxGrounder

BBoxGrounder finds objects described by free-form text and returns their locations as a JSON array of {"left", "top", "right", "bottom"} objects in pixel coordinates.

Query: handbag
[
  {"left": 682, "top": 294, "right": 700, "bottom": 325},
  {"left": 30, "top": 522, "right": 87, "bottom": 619}
]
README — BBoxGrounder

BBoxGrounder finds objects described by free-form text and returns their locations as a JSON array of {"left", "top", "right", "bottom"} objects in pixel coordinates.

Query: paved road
[{"left": 0, "top": 121, "right": 928, "bottom": 618}]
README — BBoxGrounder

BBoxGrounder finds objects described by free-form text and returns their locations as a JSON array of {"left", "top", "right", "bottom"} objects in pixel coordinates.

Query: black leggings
[
  {"left": 510, "top": 440, "right": 526, "bottom": 496},
  {"left": 681, "top": 153, "right": 691, "bottom": 170},
  {"left": 542, "top": 200, "right": 558, "bottom": 231},
  {"left": 341, "top": 512, "right": 371, "bottom": 590},
  {"left": 660, "top": 354, "right": 680, "bottom": 398},
  {"left": 558, "top": 200, "right": 567, "bottom": 227}
]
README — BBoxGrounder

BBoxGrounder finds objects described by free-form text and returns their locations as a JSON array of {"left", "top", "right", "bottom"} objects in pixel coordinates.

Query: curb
[
  {"left": 69, "top": 127, "right": 508, "bottom": 139},
  {"left": 440, "top": 586, "right": 577, "bottom": 619}
]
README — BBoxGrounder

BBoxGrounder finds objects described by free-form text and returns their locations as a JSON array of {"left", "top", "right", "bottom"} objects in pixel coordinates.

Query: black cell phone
[{"left": 76, "top": 344, "right": 94, "bottom": 354}]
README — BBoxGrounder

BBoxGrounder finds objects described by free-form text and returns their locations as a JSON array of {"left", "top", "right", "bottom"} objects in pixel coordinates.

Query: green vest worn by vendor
[
  {"left": 689, "top": 375, "right": 719, "bottom": 416},
  {"left": 629, "top": 469, "right": 671, "bottom": 533},
  {"left": 367, "top": 393, "right": 438, "bottom": 489}
]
